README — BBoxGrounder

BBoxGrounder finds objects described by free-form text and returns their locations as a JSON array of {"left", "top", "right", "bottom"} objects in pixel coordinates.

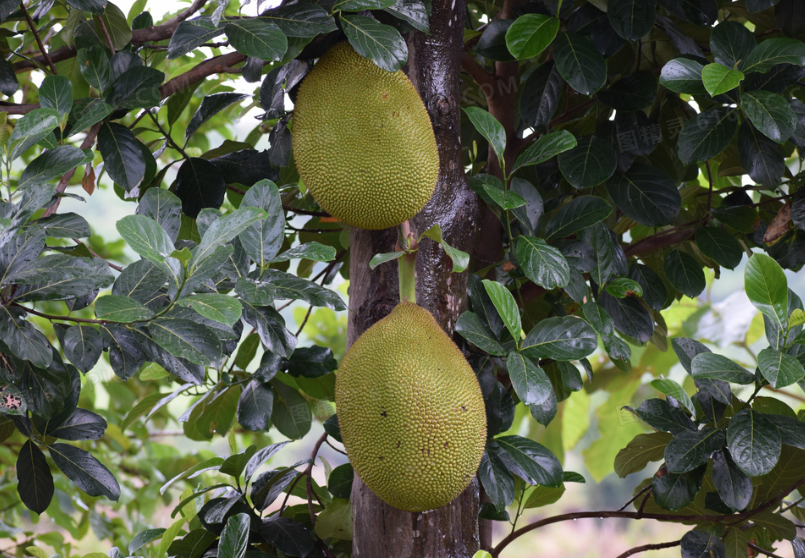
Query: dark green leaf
[
  {"left": 211, "top": 149, "right": 279, "bottom": 187},
  {"left": 677, "top": 107, "right": 738, "bottom": 164},
  {"left": 241, "top": 302, "right": 296, "bottom": 358},
  {"left": 149, "top": 319, "right": 221, "bottom": 366},
  {"left": 636, "top": 398, "right": 695, "bottom": 434},
  {"left": 168, "top": 17, "right": 225, "bottom": 59},
  {"left": 63, "top": 325, "right": 102, "bottom": 373},
  {"left": 579, "top": 223, "right": 616, "bottom": 288},
  {"left": 116, "top": 214, "right": 174, "bottom": 263},
  {"left": 664, "top": 250, "right": 706, "bottom": 298},
  {"left": 597, "top": 71, "right": 658, "bottom": 111},
  {"left": 741, "top": 90, "right": 797, "bottom": 143},
  {"left": 95, "top": 295, "right": 154, "bottom": 322},
  {"left": 106, "top": 66, "right": 163, "bottom": 108},
  {"left": 510, "top": 178, "right": 543, "bottom": 235},
  {"left": 521, "top": 316, "right": 598, "bottom": 361},
  {"left": 557, "top": 135, "right": 617, "bottom": 189},
  {"left": 516, "top": 236, "right": 570, "bottom": 290},
  {"left": 271, "top": 380, "right": 311, "bottom": 440},
  {"left": 77, "top": 46, "right": 110, "bottom": 92},
  {"left": 49, "top": 443, "right": 120, "bottom": 500},
  {"left": 238, "top": 179, "right": 285, "bottom": 267},
  {"left": 553, "top": 32, "right": 607, "bottom": 95},
  {"left": 0, "top": 57, "right": 18, "bottom": 96},
  {"left": 328, "top": 463, "right": 354, "bottom": 499},
  {"left": 659, "top": 58, "right": 707, "bottom": 95},
  {"left": 174, "top": 157, "right": 226, "bottom": 218},
  {"left": 690, "top": 352, "right": 755, "bottom": 384},
  {"left": 192, "top": 206, "right": 266, "bottom": 267},
  {"left": 506, "top": 352, "right": 552, "bottom": 406},
  {"left": 186, "top": 93, "right": 249, "bottom": 141},
  {"left": 8, "top": 108, "right": 60, "bottom": 161},
  {"left": 464, "top": 107, "right": 506, "bottom": 165},
  {"left": 758, "top": 347, "right": 805, "bottom": 388},
  {"left": 236, "top": 380, "right": 273, "bottom": 432},
  {"left": 629, "top": 264, "right": 667, "bottom": 311},
  {"left": 260, "top": 517, "right": 315, "bottom": 558},
  {"left": 37, "top": 213, "right": 91, "bottom": 239},
  {"left": 69, "top": 98, "right": 114, "bottom": 135},
  {"left": 600, "top": 291, "right": 654, "bottom": 342},
  {"left": 482, "top": 280, "right": 520, "bottom": 341},
  {"left": 711, "top": 21, "right": 756, "bottom": 69},
  {"left": 341, "top": 14, "right": 407, "bottom": 72},
  {"left": 273, "top": 242, "right": 337, "bottom": 263},
  {"left": 12, "top": 255, "right": 113, "bottom": 302},
  {"left": 512, "top": 131, "right": 576, "bottom": 176},
  {"left": 711, "top": 448, "right": 752, "bottom": 511},
  {"left": 17, "top": 440, "right": 54, "bottom": 514},
  {"left": 17, "top": 146, "right": 92, "bottom": 190},
  {"left": 664, "top": 428, "right": 725, "bottom": 473},
  {"left": 652, "top": 466, "right": 704, "bottom": 511},
  {"left": 136, "top": 188, "right": 182, "bottom": 243},
  {"left": 475, "top": 19, "right": 514, "bottom": 61},
  {"left": 219, "top": 513, "right": 249, "bottom": 558},
  {"left": 741, "top": 38, "right": 805, "bottom": 74},
  {"left": 98, "top": 122, "right": 145, "bottom": 192},
  {"left": 128, "top": 529, "right": 166, "bottom": 555},
  {"left": 726, "top": 408, "right": 781, "bottom": 477},
  {"left": 739, "top": 121, "right": 785, "bottom": 188},
  {"left": 695, "top": 227, "right": 744, "bottom": 269},
  {"left": 478, "top": 451, "right": 515, "bottom": 510},
  {"left": 455, "top": 311, "right": 507, "bottom": 356},
  {"left": 651, "top": 378, "right": 695, "bottom": 414},
  {"left": 607, "top": 0, "right": 656, "bottom": 41},
  {"left": 680, "top": 530, "right": 726, "bottom": 558},
  {"left": 519, "top": 62, "right": 563, "bottom": 129},
  {"left": 495, "top": 435, "right": 563, "bottom": 487},
  {"left": 505, "top": 14, "right": 559, "bottom": 60},
  {"left": 545, "top": 196, "right": 612, "bottom": 240},
  {"left": 606, "top": 164, "right": 680, "bottom": 226},
  {"left": 261, "top": 3, "right": 337, "bottom": 37},
  {"left": 46, "top": 408, "right": 106, "bottom": 441},
  {"left": 384, "top": 0, "right": 429, "bottom": 32},
  {"left": 39, "top": 75, "right": 73, "bottom": 117}
]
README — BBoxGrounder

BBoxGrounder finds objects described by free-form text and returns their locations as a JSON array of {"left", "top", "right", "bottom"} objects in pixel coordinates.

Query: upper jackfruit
[
  {"left": 334, "top": 303, "right": 487, "bottom": 512},
  {"left": 292, "top": 42, "right": 439, "bottom": 230}
]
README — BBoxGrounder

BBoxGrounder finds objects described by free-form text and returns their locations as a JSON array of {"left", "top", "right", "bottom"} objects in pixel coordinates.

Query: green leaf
[
  {"left": 482, "top": 280, "right": 521, "bottom": 341},
  {"left": 17, "top": 146, "right": 92, "bottom": 190},
  {"left": 690, "top": 353, "right": 755, "bottom": 384},
  {"left": 758, "top": 348, "right": 805, "bottom": 389},
  {"left": 660, "top": 58, "right": 707, "bottom": 95},
  {"left": 478, "top": 451, "right": 515, "bottom": 510},
  {"left": 677, "top": 107, "right": 738, "bottom": 164},
  {"left": 341, "top": 14, "right": 407, "bottom": 72},
  {"left": 650, "top": 378, "right": 695, "bottom": 414},
  {"left": 260, "top": 3, "right": 338, "bottom": 37},
  {"left": 740, "top": 90, "right": 797, "bottom": 143},
  {"left": 557, "top": 135, "right": 617, "bottom": 189},
  {"left": 738, "top": 121, "right": 785, "bottom": 188},
  {"left": 38, "top": 213, "right": 91, "bottom": 239},
  {"left": 419, "top": 224, "right": 469, "bottom": 273},
  {"left": 128, "top": 528, "right": 166, "bottom": 555},
  {"left": 314, "top": 498, "right": 352, "bottom": 541},
  {"left": 545, "top": 196, "right": 612, "bottom": 240},
  {"left": 553, "top": 32, "right": 607, "bottom": 95},
  {"left": 95, "top": 294, "right": 154, "bottom": 322},
  {"left": 149, "top": 319, "right": 221, "bottom": 366},
  {"left": 455, "top": 311, "right": 507, "bottom": 356},
  {"left": 116, "top": 215, "right": 174, "bottom": 264},
  {"left": 328, "top": 463, "right": 354, "bottom": 499},
  {"left": 741, "top": 38, "right": 805, "bottom": 74},
  {"left": 695, "top": 227, "right": 743, "bottom": 269},
  {"left": 712, "top": 449, "right": 752, "bottom": 512},
  {"left": 702, "top": 63, "right": 744, "bottom": 96},
  {"left": 505, "top": 14, "right": 559, "bottom": 60},
  {"left": 652, "top": 467, "right": 704, "bottom": 511},
  {"left": 464, "top": 107, "right": 506, "bottom": 167},
  {"left": 482, "top": 182, "right": 526, "bottom": 210},
  {"left": 711, "top": 21, "right": 756, "bottom": 69},
  {"left": 523, "top": 485, "right": 565, "bottom": 509},
  {"left": 77, "top": 46, "right": 110, "bottom": 92},
  {"left": 168, "top": 17, "right": 225, "bottom": 59},
  {"left": 8, "top": 108, "right": 61, "bottom": 161},
  {"left": 183, "top": 387, "right": 239, "bottom": 441},
  {"left": 369, "top": 251, "right": 404, "bottom": 269},
  {"left": 521, "top": 316, "right": 598, "bottom": 361},
  {"left": 219, "top": 513, "right": 249, "bottom": 558},
  {"left": 17, "top": 440, "right": 54, "bottom": 514},
  {"left": 607, "top": 0, "right": 657, "bottom": 41},
  {"left": 495, "top": 435, "right": 563, "bottom": 487},
  {"left": 506, "top": 352, "right": 552, "bottom": 406},
  {"left": 606, "top": 164, "right": 681, "bottom": 226},
  {"left": 224, "top": 18, "right": 288, "bottom": 61},
  {"left": 664, "top": 250, "right": 706, "bottom": 298},
  {"left": 69, "top": 99, "right": 114, "bottom": 135},
  {"left": 98, "top": 122, "right": 145, "bottom": 191},
  {"left": 177, "top": 294, "right": 241, "bottom": 327},
  {"left": 635, "top": 399, "right": 695, "bottom": 434},
  {"left": 48, "top": 443, "right": 120, "bottom": 500},
  {"left": 105, "top": 66, "right": 163, "bottom": 108},
  {"left": 241, "top": 302, "right": 297, "bottom": 358},
  {"left": 239, "top": 179, "right": 285, "bottom": 267},
  {"left": 680, "top": 531, "right": 726, "bottom": 558},
  {"left": 664, "top": 428, "right": 725, "bottom": 473},
  {"left": 237, "top": 380, "right": 274, "bottom": 432},
  {"left": 193, "top": 206, "right": 266, "bottom": 267},
  {"left": 726, "top": 408, "right": 781, "bottom": 477},
  {"left": 12, "top": 255, "right": 113, "bottom": 303},
  {"left": 334, "top": 0, "right": 395, "bottom": 10},
  {"left": 265, "top": 272, "right": 346, "bottom": 311},
  {"left": 39, "top": 75, "right": 73, "bottom": 117},
  {"left": 745, "top": 253, "right": 788, "bottom": 335},
  {"left": 614, "top": 432, "right": 673, "bottom": 478},
  {"left": 63, "top": 325, "right": 103, "bottom": 374},
  {"left": 510, "top": 130, "right": 576, "bottom": 174},
  {"left": 244, "top": 441, "right": 290, "bottom": 482},
  {"left": 516, "top": 236, "right": 570, "bottom": 290},
  {"left": 94, "top": 3, "right": 131, "bottom": 50},
  {"left": 724, "top": 529, "right": 749, "bottom": 558},
  {"left": 286, "top": 346, "right": 337, "bottom": 378},
  {"left": 273, "top": 242, "right": 337, "bottom": 263},
  {"left": 604, "top": 278, "right": 643, "bottom": 298},
  {"left": 519, "top": 62, "right": 563, "bottom": 129},
  {"left": 271, "top": 381, "right": 311, "bottom": 439},
  {"left": 261, "top": 517, "right": 315, "bottom": 558},
  {"left": 186, "top": 93, "right": 249, "bottom": 141},
  {"left": 383, "top": 0, "right": 429, "bottom": 33}
]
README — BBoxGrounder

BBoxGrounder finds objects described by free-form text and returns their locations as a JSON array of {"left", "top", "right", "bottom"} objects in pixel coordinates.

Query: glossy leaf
[
  {"left": 49, "top": 443, "right": 120, "bottom": 500},
  {"left": 521, "top": 316, "right": 598, "bottom": 361},
  {"left": 516, "top": 236, "right": 570, "bottom": 290},
  {"left": 659, "top": 58, "right": 707, "bottom": 95},
  {"left": 545, "top": 196, "right": 612, "bottom": 241},
  {"left": 741, "top": 38, "right": 805, "bottom": 74},
  {"left": 606, "top": 164, "right": 681, "bottom": 226},
  {"left": 506, "top": 352, "right": 552, "bottom": 406},
  {"left": 455, "top": 312, "right": 507, "bottom": 356},
  {"left": 341, "top": 14, "right": 407, "bottom": 72},
  {"left": 701, "top": 63, "right": 744, "bottom": 96},
  {"left": 726, "top": 408, "right": 781, "bottom": 477},
  {"left": 17, "top": 440, "right": 53, "bottom": 514},
  {"left": 557, "top": 135, "right": 617, "bottom": 189},
  {"left": 464, "top": 107, "right": 506, "bottom": 166},
  {"left": 607, "top": 0, "right": 656, "bottom": 41},
  {"left": 758, "top": 347, "right": 805, "bottom": 388},
  {"left": 553, "top": 32, "right": 607, "bottom": 95},
  {"left": 664, "top": 250, "right": 706, "bottom": 298},
  {"left": 505, "top": 14, "right": 559, "bottom": 60},
  {"left": 677, "top": 107, "right": 738, "bottom": 164},
  {"left": 741, "top": 90, "right": 797, "bottom": 143},
  {"left": 745, "top": 253, "right": 788, "bottom": 334},
  {"left": 690, "top": 353, "right": 755, "bottom": 384},
  {"left": 695, "top": 227, "right": 744, "bottom": 269}
]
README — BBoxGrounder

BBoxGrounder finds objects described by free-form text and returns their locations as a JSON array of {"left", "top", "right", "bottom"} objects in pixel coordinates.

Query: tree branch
[
  {"left": 20, "top": 2, "right": 56, "bottom": 74},
  {"left": 614, "top": 540, "right": 680, "bottom": 558},
  {"left": 158, "top": 52, "right": 245, "bottom": 98},
  {"left": 42, "top": 121, "right": 102, "bottom": 217},
  {"left": 748, "top": 543, "right": 785, "bottom": 558},
  {"left": 461, "top": 53, "right": 493, "bottom": 87},
  {"left": 95, "top": 14, "right": 116, "bottom": 55}
]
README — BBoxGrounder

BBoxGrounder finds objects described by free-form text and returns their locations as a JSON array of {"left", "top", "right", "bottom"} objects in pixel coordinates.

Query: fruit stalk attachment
[{"left": 397, "top": 220, "right": 417, "bottom": 304}]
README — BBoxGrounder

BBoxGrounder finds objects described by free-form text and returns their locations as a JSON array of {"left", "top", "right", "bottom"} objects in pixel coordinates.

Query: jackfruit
[
  {"left": 334, "top": 303, "right": 486, "bottom": 512},
  {"left": 292, "top": 42, "right": 439, "bottom": 231}
]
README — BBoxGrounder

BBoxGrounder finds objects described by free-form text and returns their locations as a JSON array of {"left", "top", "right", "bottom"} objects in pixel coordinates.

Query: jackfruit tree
[{"left": 3, "top": 0, "right": 805, "bottom": 557}]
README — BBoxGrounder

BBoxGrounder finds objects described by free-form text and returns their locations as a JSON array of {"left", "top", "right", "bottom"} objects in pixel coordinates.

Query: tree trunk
[{"left": 346, "top": 0, "right": 483, "bottom": 555}]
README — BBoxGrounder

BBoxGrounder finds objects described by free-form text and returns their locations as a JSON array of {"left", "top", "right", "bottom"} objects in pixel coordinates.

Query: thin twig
[
  {"left": 748, "top": 543, "right": 785, "bottom": 558},
  {"left": 705, "top": 160, "right": 714, "bottom": 218},
  {"left": 95, "top": 14, "right": 116, "bottom": 55},
  {"left": 295, "top": 305, "right": 313, "bottom": 337},
  {"left": 20, "top": 2, "right": 56, "bottom": 74},
  {"left": 76, "top": 240, "right": 123, "bottom": 272},
  {"left": 148, "top": 110, "right": 188, "bottom": 159},
  {"left": 304, "top": 432, "right": 328, "bottom": 527},
  {"left": 618, "top": 484, "right": 652, "bottom": 512},
  {"left": 14, "top": 304, "right": 107, "bottom": 324},
  {"left": 614, "top": 540, "right": 680, "bottom": 558},
  {"left": 42, "top": 122, "right": 102, "bottom": 217}
]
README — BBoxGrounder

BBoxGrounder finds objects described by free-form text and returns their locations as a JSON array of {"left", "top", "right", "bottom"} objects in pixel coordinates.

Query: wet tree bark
[{"left": 346, "top": 0, "right": 483, "bottom": 556}]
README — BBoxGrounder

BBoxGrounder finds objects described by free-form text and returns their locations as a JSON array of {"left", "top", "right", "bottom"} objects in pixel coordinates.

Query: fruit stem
[{"left": 397, "top": 221, "right": 417, "bottom": 304}]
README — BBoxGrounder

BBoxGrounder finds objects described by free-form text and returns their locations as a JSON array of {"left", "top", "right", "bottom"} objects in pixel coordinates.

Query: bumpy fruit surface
[
  {"left": 292, "top": 42, "right": 439, "bottom": 230},
  {"left": 335, "top": 303, "right": 487, "bottom": 512}
]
